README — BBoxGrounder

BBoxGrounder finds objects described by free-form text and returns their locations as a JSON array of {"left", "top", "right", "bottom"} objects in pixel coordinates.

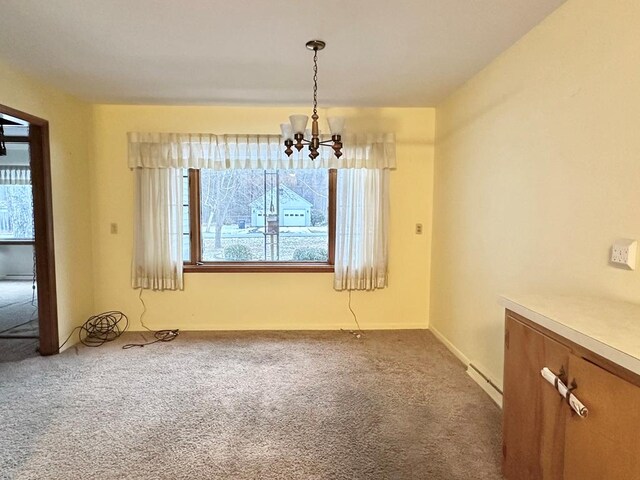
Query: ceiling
[{"left": 0, "top": 0, "right": 565, "bottom": 107}]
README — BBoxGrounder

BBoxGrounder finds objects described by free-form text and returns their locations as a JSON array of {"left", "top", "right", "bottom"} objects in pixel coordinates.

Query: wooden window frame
[{"left": 183, "top": 168, "right": 336, "bottom": 273}]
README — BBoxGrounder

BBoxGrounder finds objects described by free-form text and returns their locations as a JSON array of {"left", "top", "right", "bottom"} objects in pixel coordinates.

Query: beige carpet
[{"left": 0, "top": 330, "right": 503, "bottom": 479}]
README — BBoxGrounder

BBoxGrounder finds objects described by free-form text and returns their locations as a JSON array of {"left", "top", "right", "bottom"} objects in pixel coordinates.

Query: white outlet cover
[{"left": 610, "top": 239, "right": 637, "bottom": 270}]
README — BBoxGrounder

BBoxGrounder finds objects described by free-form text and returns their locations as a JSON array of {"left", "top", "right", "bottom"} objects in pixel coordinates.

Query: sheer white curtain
[
  {"left": 334, "top": 168, "right": 390, "bottom": 291},
  {"left": 132, "top": 168, "right": 183, "bottom": 291}
]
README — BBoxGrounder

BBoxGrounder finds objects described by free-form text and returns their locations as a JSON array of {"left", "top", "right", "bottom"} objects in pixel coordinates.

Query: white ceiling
[{"left": 0, "top": 0, "right": 565, "bottom": 107}]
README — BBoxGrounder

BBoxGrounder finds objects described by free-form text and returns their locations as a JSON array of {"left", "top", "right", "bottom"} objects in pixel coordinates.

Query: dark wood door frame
[{"left": 1, "top": 103, "right": 58, "bottom": 355}]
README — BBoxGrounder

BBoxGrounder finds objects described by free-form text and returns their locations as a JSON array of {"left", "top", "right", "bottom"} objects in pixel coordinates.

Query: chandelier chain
[{"left": 312, "top": 48, "right": 318, "bottom": 116}]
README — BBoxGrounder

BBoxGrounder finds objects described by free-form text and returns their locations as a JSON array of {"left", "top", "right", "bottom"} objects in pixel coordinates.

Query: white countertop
[{"left": 500, "top": 294, "right": 640, "bottom": 377}]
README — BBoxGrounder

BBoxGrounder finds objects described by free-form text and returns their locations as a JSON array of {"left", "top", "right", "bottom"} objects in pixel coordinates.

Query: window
[
  {"left": 0, "top": 184, "right": 34, "bottom": 241},
  {"left": 183, "top": 168, "right": 336, "bottom": 272}
]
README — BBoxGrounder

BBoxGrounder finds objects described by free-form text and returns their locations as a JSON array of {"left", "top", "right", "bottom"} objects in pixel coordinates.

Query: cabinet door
[
  {"left": 503, "top": 315, "right": 571, "bottom": 480},
  {"left": 563, "top": 354, "right": 640, "bottom": 480}
]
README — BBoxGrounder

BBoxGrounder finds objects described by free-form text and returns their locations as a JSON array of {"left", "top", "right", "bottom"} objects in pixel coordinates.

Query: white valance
[
  {"left": 0, "top": 166, "right": 31, "bottom": 185},
  {"left": 127, "top": 133, "right": 396, "bottom": 170}
]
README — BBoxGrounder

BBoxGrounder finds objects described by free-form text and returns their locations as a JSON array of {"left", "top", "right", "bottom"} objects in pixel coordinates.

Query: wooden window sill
[
  {"left": 0, "top": 240, "right": 35, "bottom": 245},
  {"left": 184, "top": 263, "right": 334, "bottom": 273}
]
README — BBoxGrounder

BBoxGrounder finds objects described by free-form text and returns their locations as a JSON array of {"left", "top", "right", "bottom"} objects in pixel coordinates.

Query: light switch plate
[{"left": 610, "top": 239, "right": 637, "bottom": 270}]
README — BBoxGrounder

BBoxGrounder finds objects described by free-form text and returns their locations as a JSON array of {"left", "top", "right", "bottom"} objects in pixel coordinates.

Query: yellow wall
[
  {"left": 0, "top": 60, "right": 94, "bottom": 344},
  {"left": 432, "top": 0, "right": 640, "bottom": 387},
  {"left": 91, "top": 106, "right": 434, "bottom": 331}
]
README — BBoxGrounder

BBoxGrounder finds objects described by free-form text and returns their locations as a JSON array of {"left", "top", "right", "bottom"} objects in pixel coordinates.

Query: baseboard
[
  {"left": 429, "top": 325, "right": 470, "bottom": 366},
  {"left": 130, "top": 324, "right": 431, "bottom": 332},
  {"left": 467, "top": 364, "right": 503, "bottom": 408},
  {"left": 429, "top": 325, "right": 503, "bottom": 408}
]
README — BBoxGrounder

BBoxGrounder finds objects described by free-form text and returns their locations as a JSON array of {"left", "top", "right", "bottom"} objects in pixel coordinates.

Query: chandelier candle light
[{"left": 281, "top": 40, "right": 345, "bottom": 160}]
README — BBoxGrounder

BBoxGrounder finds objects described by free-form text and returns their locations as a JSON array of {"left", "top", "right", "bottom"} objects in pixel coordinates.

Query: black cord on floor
[
  {"left": 58, "top": 311, "right": 129, "bottom": 351},
  {"left": 122, "top": 329, "right": 179, "bottom": 349},
  {"left": 121, "top": 289, "right": 179, "bottom": 349},
  {"left": 341, "top": 290, "right": 364, "bottom": 339},
  {"left": 57, "top": 290, "right": 178, "bottom": 351}
]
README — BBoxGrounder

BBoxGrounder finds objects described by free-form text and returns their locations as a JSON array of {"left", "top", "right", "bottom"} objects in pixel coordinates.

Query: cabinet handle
[
  {"left": 566, "top": 382, "right": 589, "bottom": 418},
  {"left": 541, "top": 367, "right": 589, "bottom": 418}
]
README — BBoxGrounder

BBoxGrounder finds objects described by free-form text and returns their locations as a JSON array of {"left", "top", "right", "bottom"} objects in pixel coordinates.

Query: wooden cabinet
[
  {"left": 503, "top": 315, "right": 570, "bottom": 479},
  {"left": 563, "top": 355, "right": 640, "bottom": 480},
  {"left": 503, "top": 311, "right": 640, "bottom": 480}
]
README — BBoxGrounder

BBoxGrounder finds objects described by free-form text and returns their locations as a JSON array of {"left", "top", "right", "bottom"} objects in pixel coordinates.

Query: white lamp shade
[
  {"left": 289, "top": 115, "right": 309, "bottom": 134},
  {"left": 328, "top": 117, "right": 345, "bottom": 135},
  {"left": 280, "top": 123, "right": 293, "bottom": 140},
  {"left": 305, "top": 128, "right": 312, "bottom": 139}
]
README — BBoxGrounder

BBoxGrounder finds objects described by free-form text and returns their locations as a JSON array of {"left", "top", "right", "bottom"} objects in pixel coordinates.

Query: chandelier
[{"left": 281, "top": 40, "right": 344, "bottom": 160}]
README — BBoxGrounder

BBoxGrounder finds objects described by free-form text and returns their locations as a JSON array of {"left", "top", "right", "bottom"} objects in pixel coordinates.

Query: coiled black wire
[
  {"left": 58, "top": 300, "right": 178, "bottom": 352},
  {"left": 58, "top": 290, "right": 179, "bottom": 351},
  {"left": 58, "top": 311, "right": 129, "bottom": 351}
]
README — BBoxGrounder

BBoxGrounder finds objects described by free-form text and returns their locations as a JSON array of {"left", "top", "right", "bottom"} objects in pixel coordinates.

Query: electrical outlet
[
  {"left": 415, "top": 223, "right": 423, "bottom": 235},
  {"left": 610, "top": 239, "right": 637, "bottom": 270}
]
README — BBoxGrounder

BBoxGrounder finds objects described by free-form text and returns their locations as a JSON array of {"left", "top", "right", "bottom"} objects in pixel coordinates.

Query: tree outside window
[
  {"left": 184, "top": 168, "right": 334, "bottom": 270},
  {"left": 0, "top": 185, "right": 34, "bottom": 240}
]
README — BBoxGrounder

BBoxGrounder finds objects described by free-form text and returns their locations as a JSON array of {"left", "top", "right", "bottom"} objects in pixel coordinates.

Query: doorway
[{"left": 0, "top": 104, "right": 57, "bottom": 360}]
